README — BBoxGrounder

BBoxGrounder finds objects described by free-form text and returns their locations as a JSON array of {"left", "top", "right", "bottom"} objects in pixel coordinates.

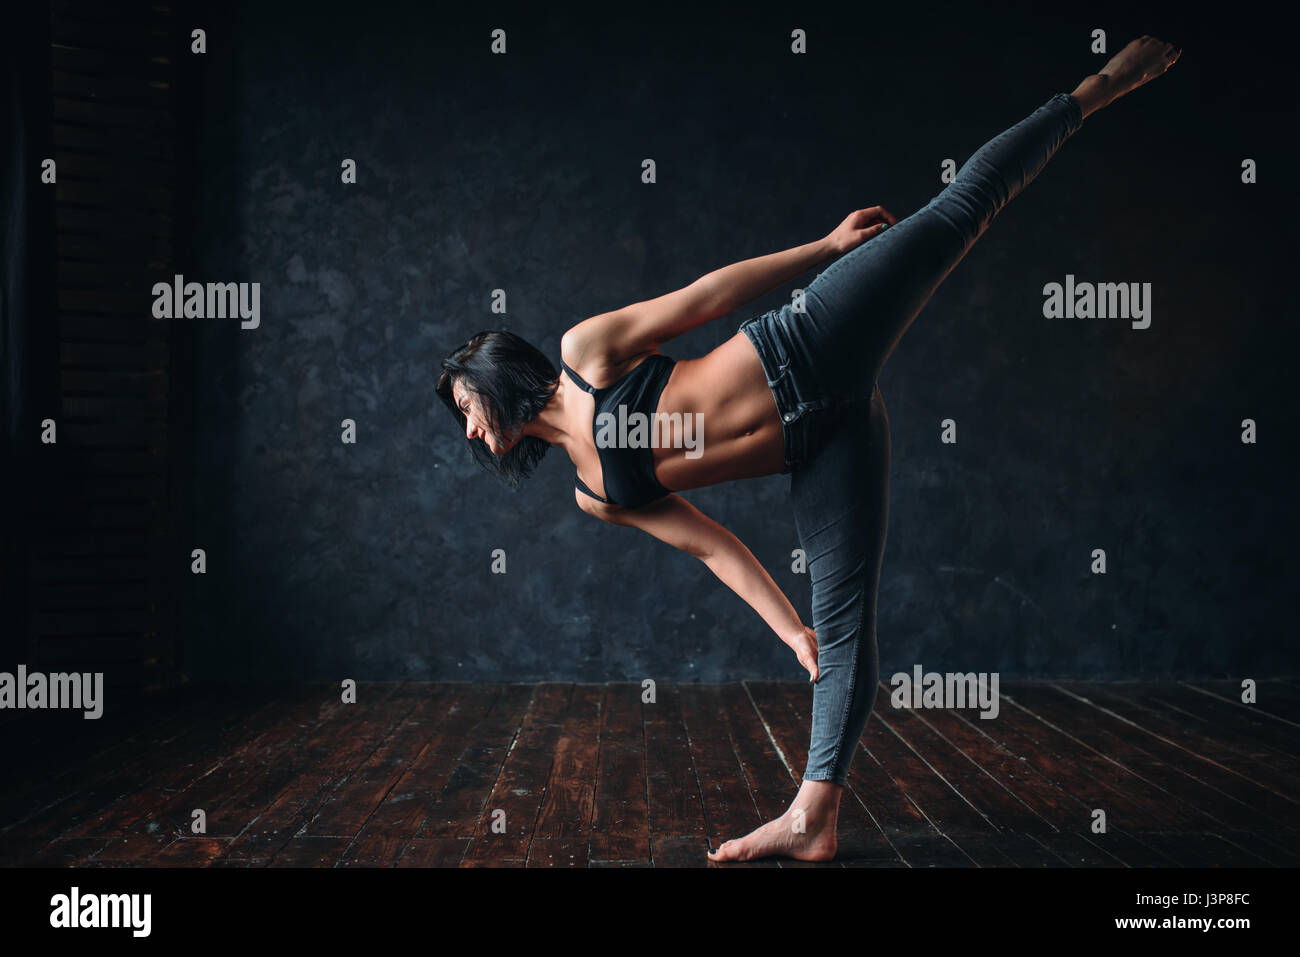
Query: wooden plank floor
[{"left": 2, "top": 680, "right": 1298, "bottom": 867}]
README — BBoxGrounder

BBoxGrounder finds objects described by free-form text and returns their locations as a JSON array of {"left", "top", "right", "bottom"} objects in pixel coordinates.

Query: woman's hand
[
  {"left": 827, "top": 206, "right": 898, "bottom": 255},
  {"left": 781, "top": 623, "right": 820, "bottom": 683}
]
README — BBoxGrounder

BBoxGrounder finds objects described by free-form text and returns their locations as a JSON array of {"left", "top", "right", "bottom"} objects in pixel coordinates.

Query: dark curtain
[{"left": 2, "top": 3, "right": 55, "bottom": 665}]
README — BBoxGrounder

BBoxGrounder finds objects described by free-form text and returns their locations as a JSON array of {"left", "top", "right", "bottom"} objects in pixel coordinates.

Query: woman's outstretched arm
[
  {"left": 565, "top": 208, "right": 894, "bottom": 365},
  {"left": 693, "top": 234, "right": 835, "bottom": 320},
  {"left": 699, "top": 206, "right": 896, "bottom": 318}
]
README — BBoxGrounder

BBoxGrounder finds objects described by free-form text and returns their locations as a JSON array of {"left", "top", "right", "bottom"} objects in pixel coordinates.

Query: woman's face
[{"left": 452, "top": 379, "right": 518, "bottom": 455}]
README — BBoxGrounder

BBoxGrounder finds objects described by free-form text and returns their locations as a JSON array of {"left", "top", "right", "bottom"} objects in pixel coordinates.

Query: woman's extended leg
[
  {"left": 799, "top": 91, "right": 1085, "bottom": 398},
  {"left": 795, "top": 35, "right": 1182, "bottom": 402}
]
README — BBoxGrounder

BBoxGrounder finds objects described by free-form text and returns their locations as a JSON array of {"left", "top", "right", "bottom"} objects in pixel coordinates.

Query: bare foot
[
  {"left": 1099, "top": 35, "right": 1182, "bottom": 102},
  {"left": 707, "top": 781, "right": 842, "bottom": 862},
  {"left": 783, "top": 624, "right": 819, "bottom": 682},
  {"left": 708, "top": 808, "right": 837, "bottom": 863},
  {"left": 1068, "top": 35, "right": 1181, "bottom": 119}
]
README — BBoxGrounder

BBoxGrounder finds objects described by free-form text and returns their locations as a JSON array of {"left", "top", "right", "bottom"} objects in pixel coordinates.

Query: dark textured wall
[{"left": 182, "top": 0, "right": 1297, "bottom": 683}]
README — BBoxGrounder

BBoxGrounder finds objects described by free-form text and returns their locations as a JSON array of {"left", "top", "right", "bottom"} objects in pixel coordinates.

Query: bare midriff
[{"left": 568, "top": 332, "right": 785, "bottom": 501}]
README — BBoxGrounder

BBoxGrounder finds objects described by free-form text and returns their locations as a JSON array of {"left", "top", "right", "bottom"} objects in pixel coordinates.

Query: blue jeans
[{"left": 740, "top": 92, "right": 1083, "bottom": 785}]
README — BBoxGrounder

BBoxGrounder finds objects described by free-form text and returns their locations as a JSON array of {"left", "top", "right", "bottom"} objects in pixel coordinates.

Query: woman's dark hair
[{"left": 436, "top": 329, "right": 559, "bottom": 488}]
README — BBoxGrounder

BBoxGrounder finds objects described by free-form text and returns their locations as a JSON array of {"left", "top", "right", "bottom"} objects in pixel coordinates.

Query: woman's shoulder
[
  {"left": 560, "top": 320, "right": 660, "bottom": 391},
  {"left": 559, "top": 318, "right": 610, "bottom": 369}
]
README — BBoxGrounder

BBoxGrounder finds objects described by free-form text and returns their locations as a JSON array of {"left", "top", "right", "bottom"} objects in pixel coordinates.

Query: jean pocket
[
  {"left": 765, "top": 318, "right": 793, "bottom": 377},
  {"left": 743, "top": 314, "right": 789, "bottom": 385}
]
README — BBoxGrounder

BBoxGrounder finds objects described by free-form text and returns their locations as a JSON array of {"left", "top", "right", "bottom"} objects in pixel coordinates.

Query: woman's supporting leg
[
  {"left": 798, "top": 92, "right": 1084, "bottom": 398},
  {"left": 794, "top": 385, "right": 891, "bottom": 786},
  {"left": 707, "top": 387, "right": 889, "bottom": 864}
]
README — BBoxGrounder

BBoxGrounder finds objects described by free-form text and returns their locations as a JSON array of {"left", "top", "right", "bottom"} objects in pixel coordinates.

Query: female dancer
[{"left": 438, "top": 36, "right": 1181, "bottom": 862}]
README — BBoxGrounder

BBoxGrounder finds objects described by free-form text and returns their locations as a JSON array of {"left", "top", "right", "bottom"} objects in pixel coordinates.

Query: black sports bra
[{"left": 562, "top": 353, "right": 677, "bottom": 509}]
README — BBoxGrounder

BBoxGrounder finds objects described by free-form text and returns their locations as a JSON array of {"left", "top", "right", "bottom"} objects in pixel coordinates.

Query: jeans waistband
[{"left": 741, "top": 309, "right": 835, "bottom": 472}]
